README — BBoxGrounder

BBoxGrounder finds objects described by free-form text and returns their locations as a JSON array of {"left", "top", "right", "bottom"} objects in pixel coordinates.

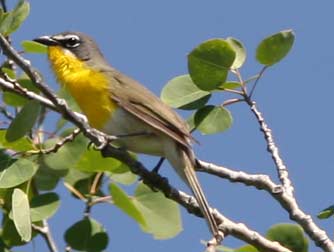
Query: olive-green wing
[{"left": 106, "top": 69, "right": 193, "bottom": 149}]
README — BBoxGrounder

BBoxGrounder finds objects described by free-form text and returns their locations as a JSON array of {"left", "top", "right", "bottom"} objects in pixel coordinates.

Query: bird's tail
[{"left": 166, "top": 145, "right": 220, "bottom": 239}]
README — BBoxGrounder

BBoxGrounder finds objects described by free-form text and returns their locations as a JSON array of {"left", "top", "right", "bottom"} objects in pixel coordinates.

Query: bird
[{"left": 33, "top": 31, "right": 220, "bottom": 241}]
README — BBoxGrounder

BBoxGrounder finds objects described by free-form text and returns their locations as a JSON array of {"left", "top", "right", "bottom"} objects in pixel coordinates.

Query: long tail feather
[{"left": 181, "top": 150, "right": 220, "bottom": 239}]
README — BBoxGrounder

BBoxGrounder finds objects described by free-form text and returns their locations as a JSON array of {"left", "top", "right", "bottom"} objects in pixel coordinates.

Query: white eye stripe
[
  {"left": 64, "top": 34, "right": 80, "bottom": 41},
  {"left": 52, "top": 34, "right": 80, "bottom": 41}
]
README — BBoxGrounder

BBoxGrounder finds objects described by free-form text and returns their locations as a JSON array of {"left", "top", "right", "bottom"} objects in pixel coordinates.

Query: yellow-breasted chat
[{"left": 33, "top": 31, "right": 220, "bottom": 241}]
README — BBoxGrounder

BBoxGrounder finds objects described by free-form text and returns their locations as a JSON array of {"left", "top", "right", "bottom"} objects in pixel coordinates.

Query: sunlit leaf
[
  {"left": 0, "top": 130, "right": 34, "bottom": 152},
  {"left": 188, "top": 39, "right": 236, "bottom": 91},
  {"left": 109, "top": 183, "right": 146, "bottom": 227},
  {"left": 226, "top": 37, "right": 247, "bottom": 69},
  {"left": 318, "top": 205, "right": 334, "bottom": 219},
  {"left": 219, "top": 81, "right": 242, "bottom": 90},
  {"left": 0, "top": 0, "right": 30, "bottom": 35},
  {"left": 21, "top": 40, "right": 47, "bottom": 54},
  {"left": 256, "top": 30, "right": 295, "bottom": 66},
  {"left": 12, "top": 188, "right": 31, "bottom": 242},
  {"left": 133, "top": 183, "right": 182, "bottom": 239},
  {"left": 161, "top": 74, "right": 211, "bottom": 110},
  {"left": 0, "top": 158, "right": 38, "bottom": 188},
  {"left": 75, "top": 148, "right": 125, "bottom": 173}
]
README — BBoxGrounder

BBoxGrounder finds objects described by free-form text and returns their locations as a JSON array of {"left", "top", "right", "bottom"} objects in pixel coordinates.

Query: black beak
[{"left": 33, "top": 36, "right": 59, "bottom": 46}]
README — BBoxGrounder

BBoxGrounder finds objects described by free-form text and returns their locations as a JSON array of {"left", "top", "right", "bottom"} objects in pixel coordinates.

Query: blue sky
[{"left": 9, "top": 1, "right": 334, "bottom": 251}]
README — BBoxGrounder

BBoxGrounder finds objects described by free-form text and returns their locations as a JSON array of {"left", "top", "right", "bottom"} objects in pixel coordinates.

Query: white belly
[{"left": 102, "top": 108, "right": 166, "bottom": 156}]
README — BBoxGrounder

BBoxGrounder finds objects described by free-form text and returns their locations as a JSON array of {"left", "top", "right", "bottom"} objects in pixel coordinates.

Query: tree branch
[
  {"left": 32, "top": 220, "right": 58, "bottom": 252},
  {"left": 198, "top": 160, "right": 334, "bottom": 252},
  {"left": 0, "top": 33, "right": 325, "bottom": 252}
]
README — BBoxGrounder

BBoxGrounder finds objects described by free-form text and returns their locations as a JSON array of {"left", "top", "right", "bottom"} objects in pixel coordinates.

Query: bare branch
[
  {"left": 32, "top": 220, "right": 58, "bottom": 252},
  {"left": 99, "top": 146, "right": 291, "bottom": 252},
  {"left": 250, "top": 101, "right": 293, "bottom": 195},
  {"left": 198, "top": 160, "right": 334, "bottom": 252}
]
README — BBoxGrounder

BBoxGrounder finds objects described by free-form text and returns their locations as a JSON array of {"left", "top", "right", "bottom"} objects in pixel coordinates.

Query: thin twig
[
  {"left": 249, "top": 66, "right": 268, "bottom": 98},
  {"left": 89, "top": 195, "right": 112, "bottom": 206},
  {"left": 63, "top": 182, "right": 86, "bottom": 201},
  {"left": 30, "top": 128, "right": 81, "bottom": 155},
  {"left": 0, "top": 104, "right": 14, "bottom": 120},
  {"left": 222, "top": 98, "right": 244, "bottom": 107},
  {"left": 32, "top": 220, "right": 58, "bottom": 252},
  {"left": 219, "top": 88, "right": 243, "bottom": 95},
  {"left": 90, "top": 172, "right": 104, "bottom": 195}
]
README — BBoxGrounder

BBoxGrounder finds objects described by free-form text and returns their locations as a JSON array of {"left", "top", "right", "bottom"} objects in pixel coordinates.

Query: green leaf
[
  {"left": 2, "top": 216, "right": 26, "bottom": 246},
  {"left": 1, "top": 67, "right": 16, "bottom": 79},
  {"left": 64, "top": 217, "right": 108, "bottom": 252},
  {"left": 317, "top": 205, "right": 334, "bottom": 219},
  {"left": 21, "top": 40, "right": 47, "bottom": 54},
  {"left": 5, "top": 100, "right": 41, "bottom": 142},
  {"left": 75, "top": 148, "right": 125, "bottom": 173},
  {"left": 109, "top": 183, "right": 146, "bottom": 227},
  {"left": 133, "top": 183, "right": 182, "bottom": 239},
  {"left": 3, "top": 92, "right": 27, "bottom": 107},
  {"left": 0, "top": 158, "right": 38, "bottom": 188},
  {"left": 12, "top": 188, "right": 31, "bottom": 242},
  {"left": 0, "top": 237, "right": 12, "bottom": 252},
  {"left": 10, "top": 93, "right": 28, "bottom": 107},
  {"left": 0, "top": 130, "right": 34, "bottom": 152},
  {"left": 34, "top": 158, "right": 66, "bottom": 191},
  {"left": 17, "top": 78, "right": 40, "bottom": 93},
  {"left": 234, "top": 245, "right": 259, "bottom": 252},
  {"left": 42, "top": 133, "right": 87, "bottom": 171},
  {"left": 188, "top": 39, "right": 236, "bottom": 91},
  {"left": 30, "top": 193, "right": 60, "bottom": 222},
  {"left": 161, "top": 75, "right": 211, "bottom": 110},
  {"left": 186, "top": 112, "right": 196, "bottom": 132},
  {"left": 219, "top": 81, "right": 242, "bottom": 90},
  {"left": 256, "top": 30, "right": 295, "bottom": 66},
  {"left": 64, "top": 168, "right": 92, "bottom": 186},
  {"left": 194, "top": 105, "right": 233, "bottom": 135},
  {"left": 226, "top": 37, "right": 247, "bottom": 69},
  {"left": 266, "top": 223, "right": 308, "bottom": 252},
  {"left": 0, "top": 0, "right": 30, "bottom": 35},
  {"left": 108, "top": 170, "right": 137, "bottom": 185}
]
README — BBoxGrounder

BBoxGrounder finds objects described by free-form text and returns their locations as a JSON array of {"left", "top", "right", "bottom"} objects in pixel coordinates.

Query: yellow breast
[{"left": 48, "top": 46, "right": 117, "bottom": 129}]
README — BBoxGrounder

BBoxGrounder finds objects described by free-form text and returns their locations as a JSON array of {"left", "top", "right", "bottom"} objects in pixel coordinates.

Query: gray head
[{"left": 33, "top": 31, "right": 106, "bottom": 62}]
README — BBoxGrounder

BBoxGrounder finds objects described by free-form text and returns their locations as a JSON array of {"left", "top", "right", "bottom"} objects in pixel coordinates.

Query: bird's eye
[{"left": 65, "top": 36, "right": 80, "bottom": 48}]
